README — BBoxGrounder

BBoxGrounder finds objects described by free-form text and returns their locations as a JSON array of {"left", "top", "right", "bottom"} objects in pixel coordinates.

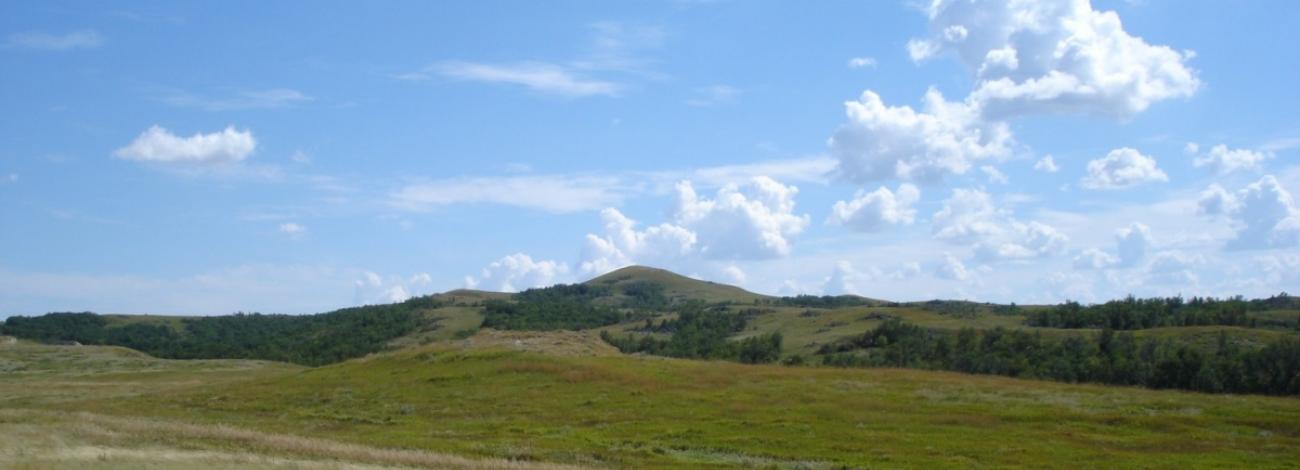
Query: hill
[
  {"left": 13, "top": 341, "right": 1295, "bottom": 469},
  {"left": 585, "top": 265, "right": 769, "bottom": 304}
]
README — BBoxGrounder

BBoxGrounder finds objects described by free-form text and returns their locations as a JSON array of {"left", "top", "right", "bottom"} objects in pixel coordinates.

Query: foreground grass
[
  {"left": 5, "top": 336, "right": 1300, "bottom": 468},
  {"left": 64, "top": 342, "right": 1300, "bottom": 469}
]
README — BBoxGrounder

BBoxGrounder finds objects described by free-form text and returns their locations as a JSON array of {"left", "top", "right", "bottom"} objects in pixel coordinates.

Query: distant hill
[{"left": 585, "top": 265, "right": 769, "bottom": 304}]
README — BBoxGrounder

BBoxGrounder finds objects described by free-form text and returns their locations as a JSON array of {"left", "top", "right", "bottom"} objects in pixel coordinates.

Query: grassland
[{"left": 5, "top": 336, "right": 1298, "bottom": 469}]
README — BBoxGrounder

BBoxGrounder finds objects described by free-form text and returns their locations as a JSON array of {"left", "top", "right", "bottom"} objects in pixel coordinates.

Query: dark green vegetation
[
  {"left": 483, "top": 284, "right": 624, "bottom": 330},
  {"left": 601, "top": 303, "right": 783, "bottom": 363},
  {"left": 1, "top": 296, "right": 440, "bottom": 366},
  {"left": 820, "top": 320, "right": 1300, "bottom": 395},
  {"left": 1027, "top": 295, "right": 1300, "bottom": 329}
]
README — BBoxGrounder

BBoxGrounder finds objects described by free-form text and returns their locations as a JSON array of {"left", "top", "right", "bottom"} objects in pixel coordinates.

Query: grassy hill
[
  {"left": 6, "top": 339, "right": 1296, "bottom": 469},
  {"left": 586, "top": 265, "right": 769, "bottom": 304}
]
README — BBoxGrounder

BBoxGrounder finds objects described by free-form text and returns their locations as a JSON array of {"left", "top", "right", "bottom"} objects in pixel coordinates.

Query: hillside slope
[
  {"left": 75, "top": 344, "right": 1300, "bottom": 469},
  {"left": 585, "top": 265, "right": 768, "bottom": 304}
]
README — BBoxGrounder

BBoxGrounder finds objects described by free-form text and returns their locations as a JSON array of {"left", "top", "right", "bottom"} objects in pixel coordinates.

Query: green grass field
[{"left": 5, "top": 336, "right": 1299, "bottom": 469}]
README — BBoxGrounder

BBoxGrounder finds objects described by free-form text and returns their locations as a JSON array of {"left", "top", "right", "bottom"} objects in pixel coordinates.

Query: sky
[{"left": 2, "top": 0, "right": 1299, "bottom": 316}]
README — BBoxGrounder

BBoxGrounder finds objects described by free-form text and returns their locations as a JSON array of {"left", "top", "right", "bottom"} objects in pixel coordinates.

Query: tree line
[
  {"left": 601, "top": 303, "right": 783, "bottom": 364},
  {"left": 1024, "top": 295, "right": 1294, "bottom": 330},
  {"left": 1, "top": 296, "right": 440, "bottom": 366},
  {"left": 819, "top": 319, "right": 1300, "bottom": 395}
]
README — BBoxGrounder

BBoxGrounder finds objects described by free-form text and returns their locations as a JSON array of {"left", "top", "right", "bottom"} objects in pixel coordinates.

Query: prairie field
[{"left": 3, "top": 338, "right": 1298, "bottom": 469}]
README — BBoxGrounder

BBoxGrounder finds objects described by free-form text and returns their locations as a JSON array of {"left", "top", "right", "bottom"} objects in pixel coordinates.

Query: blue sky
[{"left": 2, "top": 0, "right": 1299, "bottom": 315}]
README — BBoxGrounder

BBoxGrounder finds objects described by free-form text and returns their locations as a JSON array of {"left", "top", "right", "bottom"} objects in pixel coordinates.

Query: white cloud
[
  {"left": 821, "top": 260, "right": 921, "bottom": 295},
  {"left": 1072, "top": 222, "right": 1152, "bottom": 270},
  {"left": 932, "top": 188, "right": 1005, "bottom": 243},
  {"left": 672, "top": 177, "right": 810, "bottom": 259},
  {"left": 579, "top": 208, "right": 697, "bottom": 276},
  {"left": 1115, "top": 222, "right": 1151, "bottom": 266},
  {"left": 114, "top": 125, "right": 256, "bottom": 164},
  {"left": 932, "top": 188, "right": 1068, "bottom": 262},
  {"left": 1080, "top": 147, "right": 1168, "bottom": 190},
  {"left": 353, "top": 270, "right": 440, "bottom": 304},
  {"left": 390, "top": 175, "right": 626, "bottom": 214},
  {"left": 6, "top": 30, "right": 103, "bottom": 50},
  {"left": 161, "top": 88, "right": 313, "bottom": 111},
  {"left": 686, "top": 85, "right": 740, "bottom": 107},
  {"left": 686, "top": 156, "right": 837, "bottom": 187},
  {"left": 830, "top": 88, "right": 1013, "bottom": 183},
  {"left": 578, "top": 177, "right": 808, "bottom": 276},
  {"left": 1145, "top": 250, "right": 1202, "bottom": 285},
  {"left": 466, "top": 253, "right": 569, "bottom": 293},
  {"left": 935, "top": 253, "right": 971, "bottom": 281},
  {"left": 980, "top": 165, "right": 1009, "bottom": 184},
  {"left": 1073, "top": 247, "right": 1119, "bottom": 270},
  {"left": 827, "top": 184, "right": 920, "bottom": 232},
  {"left": 722, "top": 264, "right": 747, "bottom": 285},
  {"left": 1033, "top": 155, "right": 1060, "bottom": 173},
  {"left": 1191, "top": 144, "right": 1272, "bottom": 175},
  {"left": 847, "top": 56, "right": 878, "bottom": 69},
  {"left": 3, "top": 173, "right": 16, "bottom": 183},
  {"left": 911, "top": 0, "right": 1199, "bottom": 118},
  {"left": 973, "top": 221, "right": 1069, "bottom": 262},
  {"left": 278, "top": 222, "right": 306, "bottom": 238},
  {"left": 1197, "top": 175, "right": 1300, "bottom": 250},
  {"left": 411, "top": 61, "right": 621, "bottom": 97}
]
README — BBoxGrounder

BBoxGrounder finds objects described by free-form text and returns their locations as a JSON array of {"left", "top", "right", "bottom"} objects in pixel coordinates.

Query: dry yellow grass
[{"left": 0, "top": 409, "right": 593, "bottom": 470}]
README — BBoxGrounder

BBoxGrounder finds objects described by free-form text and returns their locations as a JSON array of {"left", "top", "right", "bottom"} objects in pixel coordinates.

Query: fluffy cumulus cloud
[
  {"left": 1072, "top": 222, "right": 1150, "bottom": 270},
  {"left": 1189, "top": 143, "right": 1272, "bottom": 175},
  {"left": 827, "top": 184, "right": 920, "bottom": 232},
  {"left": 972, "top": 221, "right": 1069, "bottom": 262},
  {"left": 830, "top": 88, "right": 1013, "bottom": 184},
  {"left": 671, "top": 177, "right": 810, "bottom": 259},
  {"left": 1033, "top": 155, "right": 1060, "bottom": 173},
  {"left": 1080, "top": 147, "right": 1168, "bottom": 190},
  {"left": 823, "top": 260, "right": 922, "bottom": 295},
  {"left": 934, "top": 253, "right": 972, "bottom": 281},
  {"left": 932, "top": 188, "right": 1006, "bottom": 243},
  {"left": 579, "top": 177, "right": 808, "bottom": 276},
  {"left": 1114, "top": 222, "right": 1151, "bottom": 267},
  {"left": 1073, "top": 247, "right": 1119, "bottom": 270},
  {"left": 1145, "top": 250, "right": 1202, "bottom": 285},
  {"left": 578, "top": 208, "right": 697, "bottom": 276},
  {"left": 114, "top": 125, "right": 256, "bottom": 164},
  {"left": 465, "top": 253, "right": 569, "bottom": 292},
  {"left": 932, "top": 188, "right": 1068, "bottom": 262},
  {"left": 910, "top": 0, "right": 1199, "bottom": 119},
  {"left": 354, "top": 270, "right": 435, "bottom": 305},
  {"left": 1198, "top": 175, "right": 1300, "bottom": 250}
]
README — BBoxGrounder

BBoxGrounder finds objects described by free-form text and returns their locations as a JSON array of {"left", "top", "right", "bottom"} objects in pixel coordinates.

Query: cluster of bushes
[
  {"left": 601, "top": 304, "right": 782, "bottom": 363},
  {"left": 482, "top": 283, "right": 623, "bottom": 331},
  {"left": 619, "top": 281, "right": 671, "bottom": 310},
  {"left": 765, "top": 295, "right": 877, "bottom": 309},
  {"left": 1026, "top": 296, "right": 1264, "bottom": 330},
  {"left": 819, "top": 320, "right": 1300, "bottom": 395},
  {"left": 1, "top": 296, "right": 441, "bottom": 366}
]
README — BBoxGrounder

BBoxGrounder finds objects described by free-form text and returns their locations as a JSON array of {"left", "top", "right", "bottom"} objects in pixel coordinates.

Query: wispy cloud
[
  {"left": 847, "top": 56, "right": 877, "bottom": 69},
  {"left": 387, "top": 156, "right": 833, "bottom": 214},
  {"left": 398, "top": 21, "right": 665, "bottom": 98},
  {"left": 390, "top": 174, "right": 631, "bottom": 213},
  {"left": 686, "top": 85, "right": 740, "bottom": 107},
  {"left": 5, "top": 30, "right": 103, "bottom": 51},
  {"left": 158, "top": 88, "right": 314, "bottom": 111},
  {"left": 406, "top": 61, "right": 621, "bottom": 97}
]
